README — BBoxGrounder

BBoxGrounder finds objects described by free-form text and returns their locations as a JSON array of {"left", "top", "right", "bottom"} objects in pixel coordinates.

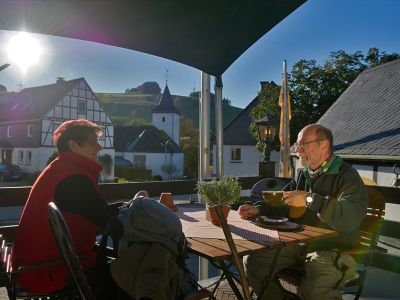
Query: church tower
[{"left": 152, "top": 84, "right": 180, "bottom": 144}]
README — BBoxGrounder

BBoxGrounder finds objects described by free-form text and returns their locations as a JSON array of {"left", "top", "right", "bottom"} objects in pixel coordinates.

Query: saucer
[
  {"left": 253, "top": 219, "right": 301, "bottom": 231},
  {"left": 257, "top": 216, "right": 288, "bottom": 224}
]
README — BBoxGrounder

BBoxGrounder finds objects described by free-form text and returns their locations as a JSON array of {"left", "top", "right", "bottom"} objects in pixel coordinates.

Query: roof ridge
[{"left": 360, "top": 58, "right": 400, "bottom": 75}]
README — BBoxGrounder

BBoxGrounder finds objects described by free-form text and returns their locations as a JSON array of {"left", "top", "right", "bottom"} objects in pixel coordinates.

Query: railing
[{"left": 0, "top": 177, "right": 399, "bottom": 274}]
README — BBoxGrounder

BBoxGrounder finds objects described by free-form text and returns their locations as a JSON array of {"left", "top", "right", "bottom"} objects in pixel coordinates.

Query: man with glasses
[{"left": 239, "top": 124, "right": 368, "bottom": 300}]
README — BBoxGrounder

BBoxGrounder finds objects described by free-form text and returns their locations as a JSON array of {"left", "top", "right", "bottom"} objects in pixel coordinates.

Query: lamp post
[
  {"left": 255, "top": 115, "right": 278, "bottom": 178},
  {"left": 0, "top": 64, "right": 11, "bottom": 72},
  {"left": 393, "top": 162, "right": 400, "bottom": 188},
  {"left": 164, "top": 139, "right": 173, "bottom": 180}
]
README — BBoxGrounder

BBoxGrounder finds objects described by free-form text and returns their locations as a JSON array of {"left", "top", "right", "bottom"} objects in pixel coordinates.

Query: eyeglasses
[{"left": 295, "top": 139, "right": 323, "bottom": 148}]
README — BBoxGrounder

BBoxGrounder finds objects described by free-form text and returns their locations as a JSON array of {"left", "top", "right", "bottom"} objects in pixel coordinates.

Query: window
[
  {"left": 133, "top": 155, "right": 146, "bottom": 169},
  {"left": 78, "top": 99, "right": 86, "bottom": 114},
  {"left": 231, "top": 147, "right": 241, "bottom": 162},
  {"left": 162, "top": 117, "right": 165, "bottom": 122},
  {"left": 7, "top": 126, "right": 12, "bottom": 137},
  {"left": 26, "top": 151, "right": 32, "bottom": 165},
  {"left": 18, "top": 151, "right": 24, "bottom": 165},
  {"left": 27, "top": 125, "right": 33, "bottom": 137}
]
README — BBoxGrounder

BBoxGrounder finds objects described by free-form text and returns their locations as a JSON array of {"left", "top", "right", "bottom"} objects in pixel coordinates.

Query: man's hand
[
  {"left": 238, "top": 204, "right": 259, "bottom": 220},
  {"left": 283, "top": 190, "right": 307, "bottom": 207}
]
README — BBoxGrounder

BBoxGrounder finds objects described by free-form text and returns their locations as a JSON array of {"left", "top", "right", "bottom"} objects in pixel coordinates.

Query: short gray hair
[{"left": 316, "top": 125, "right": 333, "bottom": 154}]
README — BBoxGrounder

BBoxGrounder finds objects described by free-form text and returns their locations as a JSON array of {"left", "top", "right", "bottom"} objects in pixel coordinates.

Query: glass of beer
[{"left": 262, "top": 191, "right": 284, "bottom": 206}]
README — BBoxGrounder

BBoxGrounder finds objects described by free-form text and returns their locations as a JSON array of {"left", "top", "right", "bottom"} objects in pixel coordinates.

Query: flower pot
[
  {"left": 160, "top": 192, "right": 177, "bottom": 211},
  {"left": 206, "top": 205, "right": 230, "bottom": 226}
]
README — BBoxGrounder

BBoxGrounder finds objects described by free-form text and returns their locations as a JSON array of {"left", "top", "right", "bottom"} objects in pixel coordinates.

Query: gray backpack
[{"left": 117, "top": 196, "right": 198, "bottom": 298}]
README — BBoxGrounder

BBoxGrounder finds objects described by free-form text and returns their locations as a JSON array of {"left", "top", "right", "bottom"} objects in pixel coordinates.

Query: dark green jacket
[{"left": 256, "top": 156, "right": 368, "bottom": 250}]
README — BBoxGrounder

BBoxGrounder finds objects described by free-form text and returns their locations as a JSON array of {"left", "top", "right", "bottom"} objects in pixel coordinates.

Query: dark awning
[{"left": 0, "top": 0, "right": 305, "bottom": 76}]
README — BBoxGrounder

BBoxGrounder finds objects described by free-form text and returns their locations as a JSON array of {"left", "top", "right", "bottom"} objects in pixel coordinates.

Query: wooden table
[{"left": 175, "top": 204, "right": 336, "bottom": 299}]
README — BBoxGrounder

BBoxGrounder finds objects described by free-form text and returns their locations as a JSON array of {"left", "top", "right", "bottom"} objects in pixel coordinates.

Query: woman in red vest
[{"left": 11, "top": 119, "right": 123, "bottom": 299}]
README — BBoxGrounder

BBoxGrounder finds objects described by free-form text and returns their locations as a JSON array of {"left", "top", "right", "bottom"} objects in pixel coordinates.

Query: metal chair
[
  {"left": 0, "top": 233, "right": 74, "bottom": 300},
  {"left": 276, "top": 186, "right": 386, "bottom": 300},
  {"left": 48, "top": 202, "right": 96, "bottom": 300}
]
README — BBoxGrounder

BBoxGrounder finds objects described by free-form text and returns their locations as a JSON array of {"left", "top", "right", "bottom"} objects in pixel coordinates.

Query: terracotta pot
[
  {"left": 160, "top": 192, "right": 177, "bottom": 211},
  {"left": 206, "top": 205, "right": 230, "bottom": 226}
]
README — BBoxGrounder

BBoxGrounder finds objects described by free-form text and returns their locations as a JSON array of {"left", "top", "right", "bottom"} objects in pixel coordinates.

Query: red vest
[{"left": 11, "top": 152, "right": 102, "bottom": 293}]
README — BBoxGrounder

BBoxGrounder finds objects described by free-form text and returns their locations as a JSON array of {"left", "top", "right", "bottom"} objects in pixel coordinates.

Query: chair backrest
[
  {"left": 47, "top": 202, "right": 96, "bottom": 300},
  {"left": 250, "top": 178, "right": 289, "bottom": 203},
  {"left": 359, "top": 187, "right": 385, "bottom": 251}
]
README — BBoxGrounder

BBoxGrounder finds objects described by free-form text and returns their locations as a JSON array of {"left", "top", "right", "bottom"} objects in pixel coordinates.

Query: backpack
[{"left": 116, "top": 196, "right": 198, "bottom": 299}]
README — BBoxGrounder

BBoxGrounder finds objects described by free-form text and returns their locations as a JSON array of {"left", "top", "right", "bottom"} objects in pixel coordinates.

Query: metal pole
[
  {"left": 199, "top": 72, "right": 210, "bottom": 181},
  {"left": 215, "top": 76, "right": 224, "bottom": 178},
  {"left": 198, "top": 71, "right": 210, "bottom": 280},
  {"left": 164, "top": 139, "right": 172, "bottom": 180}
]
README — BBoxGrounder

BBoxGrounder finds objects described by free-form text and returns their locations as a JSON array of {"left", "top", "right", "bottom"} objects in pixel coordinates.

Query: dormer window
[{"left": 78, "top": 99, "right": 86, "bottom": 114}]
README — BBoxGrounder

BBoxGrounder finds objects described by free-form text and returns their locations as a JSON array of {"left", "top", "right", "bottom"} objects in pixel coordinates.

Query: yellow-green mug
[{"left": 262, "top": 191, "right": 283, "bottom": 206}]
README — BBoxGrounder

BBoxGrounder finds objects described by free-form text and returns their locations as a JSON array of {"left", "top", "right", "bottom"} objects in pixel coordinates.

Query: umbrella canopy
[{"left": 0, "top": 0, "right": 305, "bottom": 76}]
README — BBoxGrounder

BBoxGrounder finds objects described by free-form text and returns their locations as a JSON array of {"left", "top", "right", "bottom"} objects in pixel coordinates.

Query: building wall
[
  {"left": 11, "top": 147, "right": 56, "bottom": 173},
  {"left": 213, "top": 144, "right": 279, "bottom": 177},
  {"left": 152, "top": 113, "right": 180, "bottom": 144},
  {"left": 353, "top": 164, "right": 398, "bottom": 187},
  {"left": 123, "top": 151, "right": 184, "bottom": 180},
  {"left": 0, "top": 121, "right": 41, "bottom": 147},
  {"left": 377, "top": 166, "right": 398, "bottom": 186}
]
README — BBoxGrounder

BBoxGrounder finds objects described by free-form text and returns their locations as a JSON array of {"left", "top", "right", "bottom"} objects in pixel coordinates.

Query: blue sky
[{"left": 0, "top": 0, "right": 399, "bottom": 108}]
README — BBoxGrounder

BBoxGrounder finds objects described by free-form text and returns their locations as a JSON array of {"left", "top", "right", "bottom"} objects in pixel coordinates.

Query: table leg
[
  {"left": 257, "top": 248, "right": 282, "bottom": 300},
  {"left": 218, "top": 260, "right": 245, "bottom": 300}
]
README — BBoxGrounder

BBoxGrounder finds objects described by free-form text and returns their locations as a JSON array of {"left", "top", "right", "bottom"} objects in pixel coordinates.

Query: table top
[{"left": 175, "top": 204, "right": 336, "bottom": 261}]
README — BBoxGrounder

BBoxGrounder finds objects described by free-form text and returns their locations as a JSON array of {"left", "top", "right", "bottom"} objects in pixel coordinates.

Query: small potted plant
[{"left": 196, "top": 177, "right": 241, "bottom": 225}]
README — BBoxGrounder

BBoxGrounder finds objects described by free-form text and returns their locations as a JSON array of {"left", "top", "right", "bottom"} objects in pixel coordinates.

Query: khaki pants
[
  {"left": 243, "top": 244, "right": 356, "bottom": 300},
  {"left": 110, "top": 242, "right": 179, "bottom": 300}
]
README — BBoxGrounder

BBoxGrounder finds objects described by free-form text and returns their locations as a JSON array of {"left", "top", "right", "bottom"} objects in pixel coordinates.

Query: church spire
[{"left": 152, "top": 84, "right": 180, "bottom": 115}]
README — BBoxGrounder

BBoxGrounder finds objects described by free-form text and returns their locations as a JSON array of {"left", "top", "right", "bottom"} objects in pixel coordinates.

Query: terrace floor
[{"left": 1, "top": 265, "right": 399, "bottom": 300}]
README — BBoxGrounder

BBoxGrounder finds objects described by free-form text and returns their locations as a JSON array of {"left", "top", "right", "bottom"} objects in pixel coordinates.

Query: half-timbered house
[{"left": 0, "top": 78, "right": 114, "bottom": 179}]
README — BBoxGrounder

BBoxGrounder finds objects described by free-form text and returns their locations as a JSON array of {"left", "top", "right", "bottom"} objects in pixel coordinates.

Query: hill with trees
[{"left": 96, "top": 88, "right": 242, "bottom": 130}]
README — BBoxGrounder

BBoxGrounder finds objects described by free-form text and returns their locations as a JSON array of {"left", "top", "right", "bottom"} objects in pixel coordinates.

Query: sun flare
[{"left": 6, "top": 32, "right": 43, "bottom": 73}]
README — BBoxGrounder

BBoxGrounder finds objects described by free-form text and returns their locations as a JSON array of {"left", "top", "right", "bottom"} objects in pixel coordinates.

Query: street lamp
[
  {"left": 255, "top": 115, "right": 278, "bottom": 178},
  {"left": 255, "top": 115, "right": 278, "bottom": 162}
]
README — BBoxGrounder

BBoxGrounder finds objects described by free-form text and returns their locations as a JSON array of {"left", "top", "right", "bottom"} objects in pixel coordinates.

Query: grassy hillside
[{"left": 96, "top": 92, "right": 242, "bottom": 129}]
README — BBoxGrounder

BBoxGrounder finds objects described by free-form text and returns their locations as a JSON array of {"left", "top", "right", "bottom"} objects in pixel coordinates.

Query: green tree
[
  {"left": 126, "top": 81, "right": 161, "bottom": 94},
  {"left": 180, "top": 118, "right": 199, "bottom": 179},
  {"left": 249, "top": 81, "right": 281, "bottom": 152},
  {"left": 289, "top": 48, "right": 399, "bottom": 139}
]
